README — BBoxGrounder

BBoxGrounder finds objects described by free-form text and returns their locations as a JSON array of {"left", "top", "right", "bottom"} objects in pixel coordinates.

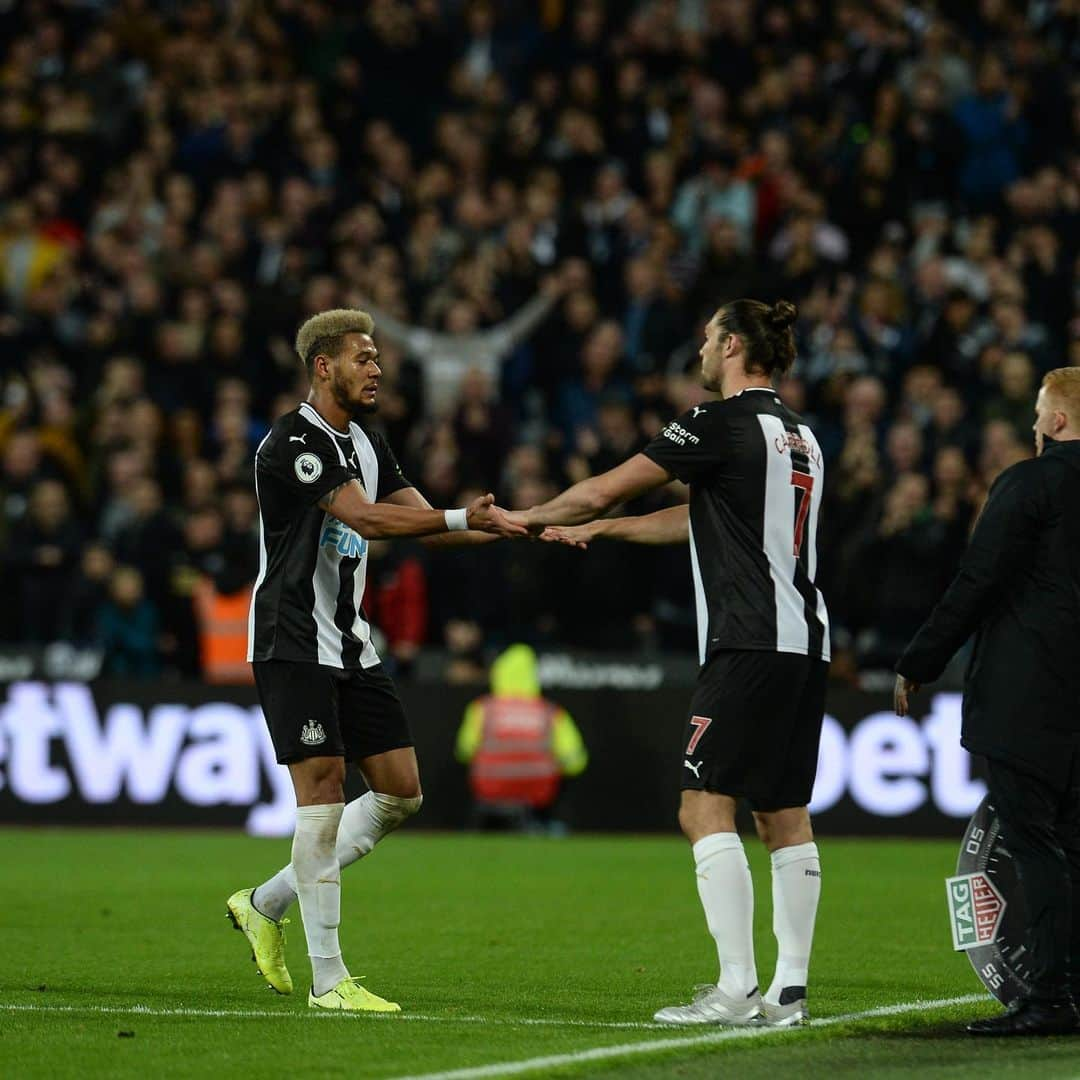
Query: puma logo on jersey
[
  {"left": 691, "top": 406, "right": 707, "bottom": 418},
  {"left": 289, "top": 434, "right": 307, "bottom": 444},
  {"left": 348, "top": 452, "right": 358, "bottom": 470},
  {"left": 684, "top": 759, "right": 703, "bottom": 779}
]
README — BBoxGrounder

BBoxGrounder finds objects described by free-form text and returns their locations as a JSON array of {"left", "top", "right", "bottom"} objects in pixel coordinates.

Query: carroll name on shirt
[{"left": 773, "top": 430, "right": 822, "bottom": 468}]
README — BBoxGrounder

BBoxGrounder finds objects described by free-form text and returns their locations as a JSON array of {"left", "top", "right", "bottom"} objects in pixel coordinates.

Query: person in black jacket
[{"left": 894, "top": 366, "right": 1080, "bottom": 1037}]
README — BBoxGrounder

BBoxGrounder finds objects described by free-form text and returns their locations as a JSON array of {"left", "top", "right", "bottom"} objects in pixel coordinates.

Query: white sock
[
  {"left": 252, "top": 865, "right": 297, "bottom": 923},
  {"left": 292, "top": 803, "right": 349, "bottom": 996},
  {"left": 765, "top": 841, "right": 821, "bottom": 1005},
  {"left": 253, "top": 792, "right": 423, "bottom": 922},
  {"left": 692, "top": 832, "right": 757, "bottom": 999},
  {"left": 335, "top": 791, "right": 423, "bottom": 867}
]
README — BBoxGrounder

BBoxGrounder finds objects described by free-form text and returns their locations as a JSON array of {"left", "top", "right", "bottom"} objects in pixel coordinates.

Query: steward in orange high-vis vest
[
  {"left": 193, "top": 577, "right": 255, "bottom": 685},
  {"left": 456, "top": 644, "right": 587, "bottom": 810}
]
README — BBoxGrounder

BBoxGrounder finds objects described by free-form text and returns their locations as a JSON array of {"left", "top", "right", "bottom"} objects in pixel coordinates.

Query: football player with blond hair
[{"left": 226, "top": 310, "right": 524, "bottom": 1012}]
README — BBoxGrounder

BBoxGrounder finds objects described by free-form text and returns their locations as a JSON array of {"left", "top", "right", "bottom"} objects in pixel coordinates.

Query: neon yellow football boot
[
  {"left": 308, "top": 977, "right": 401, "bottom": 1013},
  {"left": 226, "top": 888, "right": 293, "bottom": 995}
]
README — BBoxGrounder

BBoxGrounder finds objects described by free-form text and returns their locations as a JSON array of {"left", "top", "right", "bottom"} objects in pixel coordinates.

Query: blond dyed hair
[
  {"left": 1042, "top": 367, "right": 1080, "bottom": 428},
  {"left": 294, "top": 309, "right": 375, "bottom": 375}
]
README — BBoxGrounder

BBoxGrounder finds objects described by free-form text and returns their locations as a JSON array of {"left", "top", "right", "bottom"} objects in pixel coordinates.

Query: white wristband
[{"left": 444, "top": 507, "right": 469, "bottom": 532}]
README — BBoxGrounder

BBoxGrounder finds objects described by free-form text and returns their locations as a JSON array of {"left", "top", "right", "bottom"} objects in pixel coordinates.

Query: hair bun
[
  {"left": 773, "top": 300, "right": 799, "bottom": 328},
  {"left": 768, "top": 300, "right": 797, "bottom": 331}
]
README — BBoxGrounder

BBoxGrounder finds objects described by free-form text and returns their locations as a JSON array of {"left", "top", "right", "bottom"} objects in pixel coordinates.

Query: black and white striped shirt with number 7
[{"left": 642, "top": 387, "right": 830, "bottom": 666}]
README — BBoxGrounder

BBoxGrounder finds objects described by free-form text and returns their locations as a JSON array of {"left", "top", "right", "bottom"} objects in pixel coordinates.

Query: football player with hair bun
[{"left": 520, "top": 299, "right": 830, "bottom": 1027}]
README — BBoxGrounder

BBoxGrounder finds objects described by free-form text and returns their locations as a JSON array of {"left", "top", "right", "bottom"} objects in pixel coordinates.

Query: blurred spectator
[
  {"left": 452, "top": 367, "right": 513, "bottom": 491},
  {"left": 556, "top": 321, "right": 632, "bottom": 444},
  {"left": 953, "top": 55, "right": 1027, "bottom": 210},
  {"left": 365, "top": 540, "right": 428, "bottom": 678},
  {"left": 621, "top": 256, "right": 681, "bottom": 377},
  {"left": 7, "top": 478, "right": 82, "bottom": 643},
  {"left": 671, "top": 149, "right": 754, "bottom": 254},
  {"left": 982, "top": 351, "right": 1038, "bottom": 445},
  {"left": 95, "top": 565, "right": 160, "bottom": 678},
  {"left": 65, "top": 542, "right": 115, "bottom": 646},
  {"left": 850, "top": 474, "right": 956, "bottom": 668}
]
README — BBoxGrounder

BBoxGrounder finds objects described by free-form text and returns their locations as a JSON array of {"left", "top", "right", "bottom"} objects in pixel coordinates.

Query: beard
[{"left": 330, "top": 374, "right": 378, "bottom": 416}]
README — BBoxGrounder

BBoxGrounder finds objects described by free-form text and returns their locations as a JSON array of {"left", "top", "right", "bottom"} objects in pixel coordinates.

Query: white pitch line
[
  {"left": 0, "top": 1002, "right": 669, "bottom": 1030},
  {"left": 384, "top": 994, "right": 989, "bottom": 1080}
]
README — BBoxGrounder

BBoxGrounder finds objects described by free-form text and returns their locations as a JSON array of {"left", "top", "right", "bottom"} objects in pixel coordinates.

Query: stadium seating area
[{"left": 0, "top": 0, "right": 1076, "bottom": 681}]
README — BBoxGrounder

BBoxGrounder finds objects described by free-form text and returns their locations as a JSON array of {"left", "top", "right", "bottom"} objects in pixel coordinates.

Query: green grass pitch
[{"left": 2, "top": 828, "right": 1076, "bottom": 1078}]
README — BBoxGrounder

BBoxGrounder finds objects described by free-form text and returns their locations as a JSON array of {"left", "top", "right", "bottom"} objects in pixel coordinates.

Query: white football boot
[
  {"left": 654, "top": 984, "right": 764, "bottom": 1026},
  {"left": 763, "top": 987, "right": 810, "bottom": 1027}
]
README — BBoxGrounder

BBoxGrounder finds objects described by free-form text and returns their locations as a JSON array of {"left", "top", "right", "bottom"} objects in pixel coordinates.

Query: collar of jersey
[
  {"left": 299, "top": 401, "right": 351, "bottom": 437},
  {"left": 734, "top": 387, "right": 777, "bottom": 397}
]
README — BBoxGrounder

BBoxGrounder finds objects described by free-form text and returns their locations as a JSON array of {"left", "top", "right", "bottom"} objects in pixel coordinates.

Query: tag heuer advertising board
[
  {"left": 949, "top": 795, "right": 1032, "bottom": 1005},
  {"left": 946, "top": 872, "right": 1005, "bottom": 950}
]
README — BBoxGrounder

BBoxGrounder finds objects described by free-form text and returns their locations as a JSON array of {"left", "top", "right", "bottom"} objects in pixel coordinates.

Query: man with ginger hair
[
  {"left": 226, "top": 309, "right": 525, "bottom": 1012},
  {"left": 896, "top": 367, "right": 1080, "bottom": 1036}
]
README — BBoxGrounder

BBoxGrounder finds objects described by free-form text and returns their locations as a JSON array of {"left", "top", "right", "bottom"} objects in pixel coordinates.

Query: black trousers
[{"left": 987, "top": 746, "right": 1080, "bottom": 1002}]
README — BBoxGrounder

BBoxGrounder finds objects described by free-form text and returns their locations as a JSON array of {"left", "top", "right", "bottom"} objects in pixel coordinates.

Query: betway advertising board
[{"left": 0, "top": 680, "right": 985, "bottom": 835}]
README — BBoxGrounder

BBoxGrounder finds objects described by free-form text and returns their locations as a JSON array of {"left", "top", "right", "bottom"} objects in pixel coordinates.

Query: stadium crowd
[{"left": 0, "top": 0, "right": 1076, "bottom": 683}]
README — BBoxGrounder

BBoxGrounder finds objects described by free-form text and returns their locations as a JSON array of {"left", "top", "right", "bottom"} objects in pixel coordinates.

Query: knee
[
  {"left": 677, "top": 800, "right": 704, "bottom": 842},
  {"left": 755, "top": 807, "right": 812, "bottom": 852},
  {"left": 394, "top": 776, "right": 423, "bottom": 801},
  {"left": 374, "top": 791, "right": 423, "bottom": 830},
  {"left": 678, "top": 794, "right": 734, "bottom": 844},
  {"left": 373, "top": 767, "right": 422, "bottom": 801}
]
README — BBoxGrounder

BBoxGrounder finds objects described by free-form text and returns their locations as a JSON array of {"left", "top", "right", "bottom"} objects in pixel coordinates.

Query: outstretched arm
[
  {"left": 542, "top": 505, "right": 689, "bottom": 547},
  {"left": 515, "top": 454, "right": 674, "bottom": 529},
  {"left": 484, "top": 288, "right": 560, "bottom": 357},
  {"left": 354, "top": 300, "right": 429, "bottom": 356},
  {"left": 322, "top": 481, "right": 525, "bottom": 540},
  {"left": 382, "top": 486, "right": 500, "bottom": 547}
]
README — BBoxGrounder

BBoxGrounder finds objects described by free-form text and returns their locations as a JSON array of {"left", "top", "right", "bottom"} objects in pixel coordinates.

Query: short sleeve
[
  {"left": 370, "top": 430, "right": 411, "bottom": 499},
  {"left": 258, "top": 427, "right": 355, "bottom": 507},
  {"left": 641, "top": 407, "right": 726, "bottom": 483}
]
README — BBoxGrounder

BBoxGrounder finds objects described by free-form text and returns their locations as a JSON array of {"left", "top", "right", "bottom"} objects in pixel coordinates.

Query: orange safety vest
[
  {"left": 470, "top": 696, "right": 562, "bottom": 808},
  {"left": 193, "top": 578, "right": 255, "bottom": 685}
]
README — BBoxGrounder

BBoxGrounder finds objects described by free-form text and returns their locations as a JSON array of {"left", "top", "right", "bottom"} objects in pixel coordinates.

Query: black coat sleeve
[{"left": 895, "top": 460, "right": 1044, "bottom": 683}]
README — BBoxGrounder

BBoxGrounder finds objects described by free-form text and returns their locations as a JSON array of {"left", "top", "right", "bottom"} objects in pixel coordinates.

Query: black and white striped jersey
[
  {"left": 642, "top": 387, "right": 830, "bottom": 665},
  {"left": 247, "top": 401, "right": 411, "bottom": 669}
]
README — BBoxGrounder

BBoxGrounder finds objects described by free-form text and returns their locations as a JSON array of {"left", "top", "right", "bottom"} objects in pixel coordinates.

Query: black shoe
[{"left": 966, "top": 998, "right": 1079, "bottom": 1037}]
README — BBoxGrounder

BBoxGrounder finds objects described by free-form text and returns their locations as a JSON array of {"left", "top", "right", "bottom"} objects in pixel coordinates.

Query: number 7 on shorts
[{"left": 686, "top": 715, "right": 712, "bottom": 755}]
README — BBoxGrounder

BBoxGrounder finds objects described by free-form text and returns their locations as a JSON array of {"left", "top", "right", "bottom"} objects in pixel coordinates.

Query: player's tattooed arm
[
  {"left": 324, "top": 482, "right": 526, "bottom": 540},
  {"left": 382, "top": 486, "right": 499, "bottom": 546},
  {"left": 318, "top": 481, "right": 355, "bottom": 512}
]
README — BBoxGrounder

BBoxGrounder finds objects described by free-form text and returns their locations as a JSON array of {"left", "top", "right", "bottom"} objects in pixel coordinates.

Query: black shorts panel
[
  {"left": 681, "top": 649, "right": 827, "bottom": 811},
  {"left": 253, "top": 660, "right": 413, "bottom": 765}
]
